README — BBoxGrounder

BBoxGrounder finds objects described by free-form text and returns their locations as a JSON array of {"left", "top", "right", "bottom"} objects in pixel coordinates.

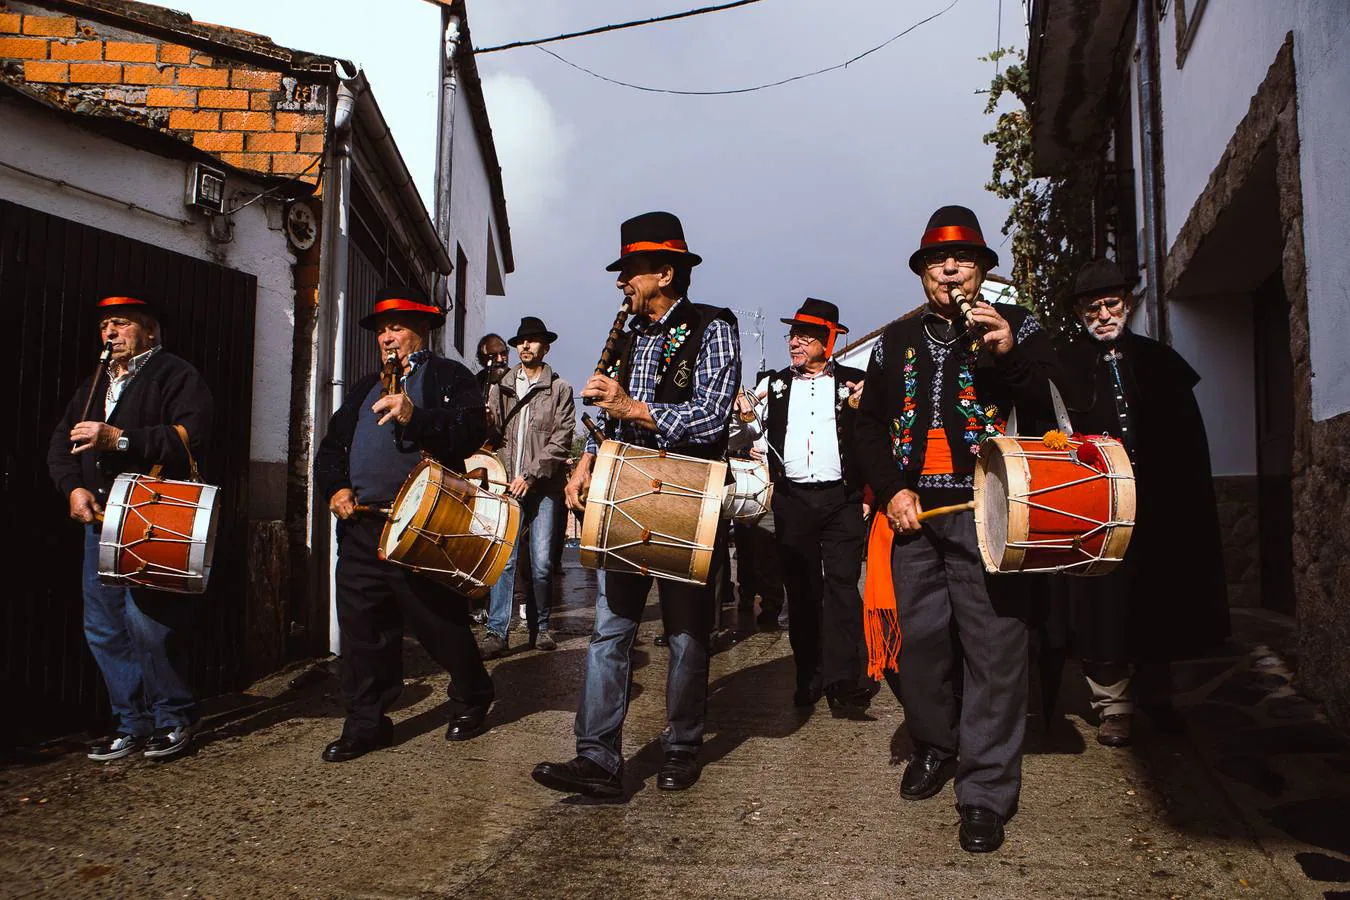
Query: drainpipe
[
  {"left": 434, "top": 10, "right": 462, "bottom": 327},
  {"left": 1136, "top": 0, "right": 1166, "bottom": 340}
]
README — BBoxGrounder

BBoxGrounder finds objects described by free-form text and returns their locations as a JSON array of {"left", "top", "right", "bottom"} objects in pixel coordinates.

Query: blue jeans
[
  {"left": 487, "top": 491, "right": 557, "bottom": 637},
  {"left": 574, "top": 567, "right": 715, "bottom": 774},
  {"left": 82, "top": 525, "right": 197, "bottom": 735}
]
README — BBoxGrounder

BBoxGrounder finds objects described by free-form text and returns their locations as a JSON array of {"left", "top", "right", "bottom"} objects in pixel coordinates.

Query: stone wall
[{"left": 1213, "top": 476, "right": 1261, "bottom": 609}]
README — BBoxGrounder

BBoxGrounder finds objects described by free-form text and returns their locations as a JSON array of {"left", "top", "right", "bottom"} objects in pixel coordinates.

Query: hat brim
[
  {"left": 1071, "top": 278, "right": 1135, "bottom": 300},
  {"left": 605, "top": 249, "right": 703, "bottom": 273},
  {"left": 508, "top": 331, "right": 558, "bottom": 346},
  {"left": 907, "top": 244, "right": 999, "bottom": 275},
  {"left": 780, "top": 316, "right": 848, "bottom": 334},
  {"left": 358, "top": 308, "right": 446, "bottom": 331},
  {"left": 96, "top": 298, "right": 167, "bottom": 326}
]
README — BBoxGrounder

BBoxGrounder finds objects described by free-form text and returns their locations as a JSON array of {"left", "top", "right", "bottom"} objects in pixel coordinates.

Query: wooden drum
[
  {"left": 99, "top": 474, "right": 220, "bottom": 594},
  {"left": 974, "top": 434, "right": 1135, "bottom": 576},
  {"left": 580, "top": 440, "right": 727, "bottom": 585},
  {"left": 379, "top": 458, "right": 520, "bottom": 598}
]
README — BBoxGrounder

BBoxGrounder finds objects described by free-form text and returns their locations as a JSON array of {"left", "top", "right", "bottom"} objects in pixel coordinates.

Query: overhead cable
[
  {"left": 475, "top": 0, "right": 768, "bottom": 55},
  {"left": 530, "top": 0, "right": 961, "bottom": 96}
]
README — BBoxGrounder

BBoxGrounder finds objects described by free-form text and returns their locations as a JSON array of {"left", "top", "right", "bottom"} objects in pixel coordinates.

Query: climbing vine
[{"left": 981, "top": 48, "right": 1100, "bottom": 336}]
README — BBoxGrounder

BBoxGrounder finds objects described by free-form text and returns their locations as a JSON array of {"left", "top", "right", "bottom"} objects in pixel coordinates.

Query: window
[{"left": 454, "top": 244, "right": 467, "bottom": 356}]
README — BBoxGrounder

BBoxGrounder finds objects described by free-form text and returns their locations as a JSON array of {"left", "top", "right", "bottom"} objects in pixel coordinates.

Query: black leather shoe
[
  {"left": 445, "top": 705, "right": 490, "bottom": 741},
  {"left": 321, "top": 731, "right": 391, "bottom": 763},
  {"left": 656, "top": 751, "right": 701, "bottom": 791},
  {"left": 900, "top": 749, "right": 957, "bottom": 800},
  {"left": 958, "top": 804, "right": 1006, "bottom": 852},
  {"left": 532, "top": 757, "right": 625, "bottom": 798},
  {"left": 825, "top": 681, "right": 879, "bottom": 718},
  {"left": 792, "top": 686, "right": 821, "bottom": 707}
]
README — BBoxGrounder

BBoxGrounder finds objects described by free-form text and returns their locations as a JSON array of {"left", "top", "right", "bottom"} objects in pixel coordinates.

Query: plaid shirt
[{"left": 585, "top": 298, "right": 739, "bottom": 455}]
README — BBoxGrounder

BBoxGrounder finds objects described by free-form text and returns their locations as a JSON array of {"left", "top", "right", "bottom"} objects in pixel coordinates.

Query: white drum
[{"left": 721, "top": 458, "right": 773, "bottom": 524}]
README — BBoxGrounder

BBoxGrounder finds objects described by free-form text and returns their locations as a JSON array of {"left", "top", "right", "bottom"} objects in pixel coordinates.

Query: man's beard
[
  {"left": 484, "top": 362, "right": 509, "bottom": 383},
  {"left": 1086, "top": 317, "right": 1125, "bottom": 343}
]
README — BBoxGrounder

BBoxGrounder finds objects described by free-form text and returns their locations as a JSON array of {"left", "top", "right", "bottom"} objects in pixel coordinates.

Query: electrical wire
[
  {"left": 475, "top": 0, "right": 767, "bottom": 55},
  {"left": 529, "top": 0, "right": 961, "bottom": 96}
]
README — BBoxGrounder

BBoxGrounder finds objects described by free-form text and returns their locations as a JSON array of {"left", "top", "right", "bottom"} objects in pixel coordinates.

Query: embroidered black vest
[{"left": 764, "top": 362, "right": 866, "bottom": 493}]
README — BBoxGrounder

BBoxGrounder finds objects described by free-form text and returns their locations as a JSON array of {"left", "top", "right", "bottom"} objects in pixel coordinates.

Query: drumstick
[
  {"left": 352, "top": 504, "right": 393, "bottom": 520},
  {"left": 583, "top": 298, "right": 631, "bottom": 407},
  {"left": 916, "top": 500, "right": 976, "bottom": 522}
]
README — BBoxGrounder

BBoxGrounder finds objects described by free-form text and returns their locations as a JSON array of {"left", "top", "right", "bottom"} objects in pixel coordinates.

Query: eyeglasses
[
  {"left": 922, "top": 250, "right": 980, "bottom": 270},
  {"left": 785, "top": 332, "right": 820, "bottom": 346},
  {"left": 1080, "top": 297, "right": 1126, "bottom": 314}
]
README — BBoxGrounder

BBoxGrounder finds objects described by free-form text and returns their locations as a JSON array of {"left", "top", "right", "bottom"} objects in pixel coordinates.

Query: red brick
[
  {"left": 103, "top": 41, "right": 156, "bottom": 62},
  {"left": 245, "top": 131, "right": 295, "bottom": 152},
  {"left": 67, "top": 61, "right": 119, "bottom": 82},
  {"left": 159, "top": 43, "right": 190, "bottom": 64},
  {"left": 177, "top": 66, "right": 228, "bottom": 87},
  {"left": 298, "top": 132, "right": 324, "bottom": 153},
  {"left": 0, "top": 36, "right": 48, "bottom": 58},
  {"left": 23, "top": 59, "right": 66, "bottom": 82},
  {"left": 221, "top": 110, "right": 272, "bottom": 130},
  {"left": 49, "top": 39, "right": 101, "bottom": 60},
  {"left": 168, "top": 109, "right": 219, "bottom": 130},
  {"left": 192, "top": 130, "right": 243, "bottom": 152},
  {"left": 249, "top": 91, "right": 272, "bottom": 111},
  {"left": 219, "top": 151, "right": 270, "bottom": 172},
  {"left": 198, "top": 88, "right": 248, "bottom": 109},
  {"left": 231, "top": 68, "right": 279, "bottom": 90},
  {"left": 275, "top": 112, "right": 323, "bottom": 133},
  {"left": 146, "top": 86, "right": 196, "bottom": 107},
  {"left": 270, "top": 153, "right": 319, "bottom": 175},
  {"left": 0, "top": 12, "right": 22, "bottom": 32},
  {"left": 191, "top": 52, "right": 213, "bottom": 66},
  {"left": 121, "top": 63, "right": 174, "bottom": 85},
  {"left": 21, "top": 15, "right": 75, "bottom": 37}
]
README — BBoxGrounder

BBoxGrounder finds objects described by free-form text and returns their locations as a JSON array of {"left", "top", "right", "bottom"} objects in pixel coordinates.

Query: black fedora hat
[
  {"left": 605, "top": 211, "right": 703, "bottom": 272},
  {"left": 1071, "top": 258, "right": 1135, "bottom": 300},
  {"left": 94, "top": 286, "right": 168, "bottom": 326},
  {"left": 359, "top": 285, "right": 446, "bottom": 331},
  {"left": 781, "top": 297, "right": 849, "bottom": 356},
  {"left": 508, "top": 315, "right": 558, "bottom": 346},
  {"left": 908, "top": 205, "right": 999, "bottom": 274}
]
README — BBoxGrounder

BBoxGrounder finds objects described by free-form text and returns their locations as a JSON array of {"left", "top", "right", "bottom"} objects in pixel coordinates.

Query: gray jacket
[{"left": 486, "top": 362, "right": 575, "bottom": 492}]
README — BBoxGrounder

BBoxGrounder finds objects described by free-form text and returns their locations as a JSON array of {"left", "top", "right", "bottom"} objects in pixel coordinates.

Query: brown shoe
[{"left": 1097, "top": 713, "right": 1133, "bottom": 747}]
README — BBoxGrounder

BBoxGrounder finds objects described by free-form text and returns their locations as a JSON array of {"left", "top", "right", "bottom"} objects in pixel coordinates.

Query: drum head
[
  {"left": 974, "top": 438, "right": 1017, "bottom": 572},
  {"left": 383, "top": 466, "right": 432, "bottom": 555}
]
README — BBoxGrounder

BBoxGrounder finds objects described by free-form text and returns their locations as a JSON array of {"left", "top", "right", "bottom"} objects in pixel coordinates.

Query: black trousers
[
  {"left": 771, "top": 481, "right": 866, "bottom": 694},
  {"left": 335, "top": 517, "right": 494, "bottom": 740}
]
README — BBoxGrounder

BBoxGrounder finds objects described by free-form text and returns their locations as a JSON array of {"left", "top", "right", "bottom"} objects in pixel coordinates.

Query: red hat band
[
  {"left": 619, "top": 239, "right": 689, "bottom": 257},
  {"left": 98, "top": 296, "right": 149, "bottom": 307},
  {"left": 919, "top": 225, "right": 986, "bottom": 249},
  {"left": 371, "top": 298, "right": 443, "bottom": 318},
  {"left": 790, "top": 312, "right": 845, "bottom": 357}
]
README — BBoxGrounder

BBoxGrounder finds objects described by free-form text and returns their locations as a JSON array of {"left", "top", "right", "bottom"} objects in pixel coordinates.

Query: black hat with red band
[
  {"left": 605, "top": 211, "right": 703, "bottom": 272},
  {"left": 781, "top": 297, "right": 849, "bottom": 357},
  {"left": 95, "top": 288, "right": 167, "bottom": 325},
  {"left": 908, "top": 205, "right": 999, "bottom": 275},
  {"left": 359, "top": 286, "right": 446, "bottom": 331}
]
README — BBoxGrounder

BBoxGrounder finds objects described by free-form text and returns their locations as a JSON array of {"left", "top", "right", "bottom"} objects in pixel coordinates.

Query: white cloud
[{"left": 480, "top": 73, "right": 574, "bottom": 233}]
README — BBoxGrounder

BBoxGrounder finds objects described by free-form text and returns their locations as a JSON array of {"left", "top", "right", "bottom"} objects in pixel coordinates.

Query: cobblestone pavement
[{"left": 2, "top": 550, "right": 1349, "bottom": 899}]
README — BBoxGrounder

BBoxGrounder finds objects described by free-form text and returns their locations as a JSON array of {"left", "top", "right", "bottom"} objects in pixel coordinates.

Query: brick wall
[{"left": 0, "top": 2, "right": 327, "bottom": 184}]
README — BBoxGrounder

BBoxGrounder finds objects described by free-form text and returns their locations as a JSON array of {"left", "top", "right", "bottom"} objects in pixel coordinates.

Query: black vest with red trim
[
  {"left": 763, "top": 362, "right": 866, "bottom": 494},
  {"left": 606, "top": 299, "right": 739, "bottom": 460}
]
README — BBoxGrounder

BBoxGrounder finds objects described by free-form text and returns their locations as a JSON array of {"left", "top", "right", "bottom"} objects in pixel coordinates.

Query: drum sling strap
[{"left": 147, "top": 424, "right": 202, "bottom": 483}]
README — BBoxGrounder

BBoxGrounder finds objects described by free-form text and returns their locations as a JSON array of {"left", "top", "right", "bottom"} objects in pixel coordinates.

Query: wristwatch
[{"left": 115, "top": 435, "right": 130, "bottom": 452}]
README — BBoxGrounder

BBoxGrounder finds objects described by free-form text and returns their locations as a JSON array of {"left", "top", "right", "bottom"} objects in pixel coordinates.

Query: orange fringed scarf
[{"left": 863, "top": 512, "right": 902, "bottom": 680}]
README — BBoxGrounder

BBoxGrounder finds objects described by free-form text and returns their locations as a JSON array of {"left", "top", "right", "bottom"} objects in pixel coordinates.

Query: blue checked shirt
[{"left": 585, "top": 298, "right": 740, "bottom": 455}]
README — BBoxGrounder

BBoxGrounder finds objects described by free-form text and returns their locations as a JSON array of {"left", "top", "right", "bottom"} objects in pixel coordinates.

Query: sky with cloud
[{"left": 168, "top": 0, "right": 1026, "bottom": 386}]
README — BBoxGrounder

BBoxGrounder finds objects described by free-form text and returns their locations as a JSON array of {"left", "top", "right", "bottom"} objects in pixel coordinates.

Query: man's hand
[
  {"left": 330, "top": 488, "right": 357, "bottom": 520},
  {"left": 372, "top": 392, "right": 414, "bottom": 427},
  {"left": 886, "top": 489, "right": 923, "bottom": 535},
  {"left": 845, "top": 380, "right": 865, "bottom": 408},
  {"left": 748, "top": 446, "right": 766, "bottom": 462},
  {"left": 581, "top": 374, "right": 641, "bottom": 420},
  {"left": 967, "top": 302, "right": 1014, "bottom": 356},
  {"left": 485, "top": 403, "right": 498, "bottom": 430},
  {"left": 507, "top": 475, "right": 530, "bottom": 499},
  {"left": 565, "top": 453, "right": 595, "bottom": 512},
  {"left": 69, "top": 488, "right": 102, "bottom": 524},
  {"left": 70, "top": 422, "right": 123, "bottom": 455}
]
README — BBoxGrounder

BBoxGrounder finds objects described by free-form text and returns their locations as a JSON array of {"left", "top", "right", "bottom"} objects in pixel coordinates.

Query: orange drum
[
  {"left": 974, "top": 434, "right": 1135, "bottom": 575},
  {"left": 379, "top": 458, "right": 520, "bottom": 598},
  {"left": 99, "top": 474, "right": 220, "bottom": 593},
  {"left": 580, "top": 440, "right": 727, "bottom": 585}
]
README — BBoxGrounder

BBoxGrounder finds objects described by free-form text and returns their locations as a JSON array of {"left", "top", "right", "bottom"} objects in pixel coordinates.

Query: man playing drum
[
  {"left": 532, "top": 211, "right": 739, "bottom": 798},
  {"left": 47, "top": 289, "right": 213, "bottom": 762},
  {"left": 1058, "top": 259, "right": 1229, "bottom": 747},
  {"left": 734, "top": 299, "right": 871, "bottom": 715},
  {"left": 854, "top": 206, "right": 1064, "bottom": 852},
  {"left": 479, "top": 316, "right": 575, "bottom": 656},
  {"left": 314, "top": 287, "right": 494, "bottom": 762}
]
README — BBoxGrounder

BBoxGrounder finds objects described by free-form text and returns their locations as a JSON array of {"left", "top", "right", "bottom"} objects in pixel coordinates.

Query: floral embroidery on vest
[
  {"left": 954, "top": 340, "right": 1006, "bottom": 456},
  {"left": 661, "top": 323, "right": 691, "bottom": 367},
  {"left": 890, "top": 346, "right": 919, "bottom": 469}
]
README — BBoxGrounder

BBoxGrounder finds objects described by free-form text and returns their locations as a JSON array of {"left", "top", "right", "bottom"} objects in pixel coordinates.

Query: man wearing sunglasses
[{"left": 1059, "top": 259, "right": 1229, "bottom": 750}]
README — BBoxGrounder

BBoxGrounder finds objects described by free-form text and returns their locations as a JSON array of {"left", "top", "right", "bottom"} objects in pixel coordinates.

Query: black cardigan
[
  {"left": 762, "top": 362, "right": 867, "bottom": 494},
  {"left": 314, "top": 355, "right": 486, "bottom": 503},
  {"left": 47, "top": 351, "right": 214, "bottom": 501}
]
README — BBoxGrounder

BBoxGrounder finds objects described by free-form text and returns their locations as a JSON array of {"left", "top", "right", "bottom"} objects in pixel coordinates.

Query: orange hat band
[
  {"left": 788, "top": 312, "right": 846, "bottom": 357},
  {"left": 371, "top": 298, "right": 443, "bottom": 317},
  {"left": 620, "top": 239, "right": 689, "bottom": 256},
  {"left": 919, "top": 225, "right": 985, "bottom": 248},
  {"left": 98, "top": 296, "right": 148, "bottom": 307}
]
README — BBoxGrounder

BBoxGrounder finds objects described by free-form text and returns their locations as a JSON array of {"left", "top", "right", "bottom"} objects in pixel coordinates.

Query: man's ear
[{"left": 657, "top": 263, "right": 676, "bottom": 290}]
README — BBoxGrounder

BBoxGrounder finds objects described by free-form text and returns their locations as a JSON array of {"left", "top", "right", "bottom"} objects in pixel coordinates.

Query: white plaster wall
[
  {"left": 1166, "top": 294, "right": 1257, "bottom": 476},
  {"left": 0, "top": 101, "right": 297, "bottom": 468},
  {"left": 1156, "top": 1, "right": 1350, "bottom": 418}
]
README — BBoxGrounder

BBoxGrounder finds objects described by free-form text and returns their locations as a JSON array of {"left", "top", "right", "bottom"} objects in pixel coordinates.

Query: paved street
[{"left": 3, "top": 550, "right": 1349, "bottom": 899}]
